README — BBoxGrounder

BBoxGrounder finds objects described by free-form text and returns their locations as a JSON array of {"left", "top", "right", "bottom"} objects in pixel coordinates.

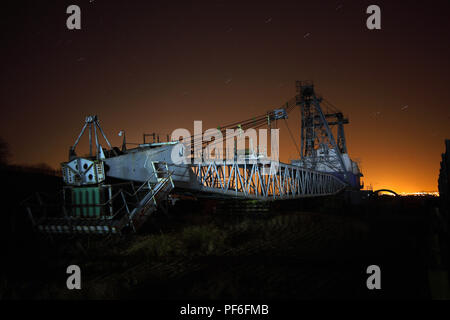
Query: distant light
[{"left": 398, "top": 191, "right": 439, "bottom": 197}]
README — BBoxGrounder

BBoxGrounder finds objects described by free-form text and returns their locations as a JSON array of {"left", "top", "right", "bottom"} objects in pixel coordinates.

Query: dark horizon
[{"left": 1, "top": 0, "right": 450, "bottom": 193}]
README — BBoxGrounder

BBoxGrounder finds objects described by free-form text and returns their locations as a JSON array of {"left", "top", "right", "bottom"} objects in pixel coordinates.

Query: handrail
[{"left": 127, "top": 175, "right": 173, "bottom": 221}]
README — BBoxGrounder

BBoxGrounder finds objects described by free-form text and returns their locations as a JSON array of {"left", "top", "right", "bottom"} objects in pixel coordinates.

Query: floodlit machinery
[{"left": 23, "top": 82, "right": 362, "bottom": 235}]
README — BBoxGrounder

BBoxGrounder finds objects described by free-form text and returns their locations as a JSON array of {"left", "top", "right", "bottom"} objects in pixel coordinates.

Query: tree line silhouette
[{"left": 0, "top": 137, "right": 60, "bottom": 176}]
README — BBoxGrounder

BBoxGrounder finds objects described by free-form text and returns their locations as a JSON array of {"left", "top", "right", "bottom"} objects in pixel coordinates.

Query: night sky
[{"left": 2, "top": 0, "right": 450, "bottom": 193}]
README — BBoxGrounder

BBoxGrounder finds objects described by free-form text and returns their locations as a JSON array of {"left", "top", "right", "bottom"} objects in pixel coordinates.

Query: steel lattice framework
[{"left": 190, "top": 160, "right": 346, "bottom": 200}]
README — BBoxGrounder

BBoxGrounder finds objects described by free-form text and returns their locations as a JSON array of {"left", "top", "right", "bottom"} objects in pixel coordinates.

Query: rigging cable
[{"left": 283, "top": 118, "right": 301, "bottom": 158}]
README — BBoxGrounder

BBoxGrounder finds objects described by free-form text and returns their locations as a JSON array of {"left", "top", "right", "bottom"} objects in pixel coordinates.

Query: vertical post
[
  {"left": 94, "top": 121, "right": 99, "bottom": 159},
  {"left": 89, "top": 123, "right": 92, "bottom": 157},
  {"left": 121, "top": 130, "right": 127, "bottom": 152}
]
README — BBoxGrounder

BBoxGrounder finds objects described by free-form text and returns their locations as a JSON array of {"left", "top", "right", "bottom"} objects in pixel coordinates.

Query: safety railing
[{"left": 22, "top": 161, "right": 174, "bottom": 234}]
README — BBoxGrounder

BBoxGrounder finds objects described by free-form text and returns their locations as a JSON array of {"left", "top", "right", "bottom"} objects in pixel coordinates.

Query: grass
[
  {"left": 124, "top": 224, "right": 227, "bottom": 258},
  {"left": 122, "top": 212, "right": 343, "bottom": 259}
]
